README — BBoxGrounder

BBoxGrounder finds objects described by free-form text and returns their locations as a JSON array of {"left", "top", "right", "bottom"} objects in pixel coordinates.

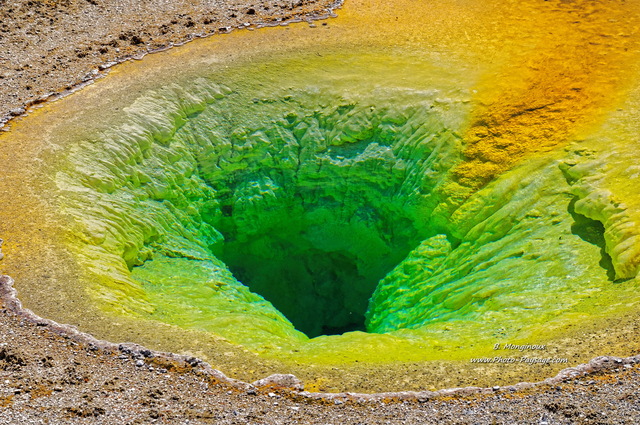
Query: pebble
[{"left": 253, "top": 373, "right": 304, "bottom": 391}]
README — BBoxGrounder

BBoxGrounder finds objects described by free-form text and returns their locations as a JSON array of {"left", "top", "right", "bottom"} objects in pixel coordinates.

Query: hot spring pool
[{"left": 2, "top": 0, "right": 640, "bottom": 393}]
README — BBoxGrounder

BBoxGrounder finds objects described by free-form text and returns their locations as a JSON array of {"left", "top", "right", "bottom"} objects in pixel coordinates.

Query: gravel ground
[
  {"left": 1, "top": 1, "right": 640, "bottom": 423},
  {"left": 0, "top": 0, "right": 337, "bottom": 129}
]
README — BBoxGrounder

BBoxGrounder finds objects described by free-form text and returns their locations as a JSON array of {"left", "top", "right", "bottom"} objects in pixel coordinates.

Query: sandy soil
[{"left": 1, "top": 0, "right": 640, "bottom": 423}]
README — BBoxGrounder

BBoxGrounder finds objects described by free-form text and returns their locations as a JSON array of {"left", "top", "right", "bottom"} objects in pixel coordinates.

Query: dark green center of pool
[{"left": 207, "top": 107, "right": 435, "bottom": 337}]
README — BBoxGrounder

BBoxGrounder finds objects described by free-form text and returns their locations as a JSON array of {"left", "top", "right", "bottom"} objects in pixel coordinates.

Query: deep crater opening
[
  {"left": 202, "top": 121, "right": 435, "bottom": 337},
  {"left": 176, "top": 88, "right": 466, "bottom": 338},
  {"left": 212, "top": 178, "right": 422, "bottom": 338}
]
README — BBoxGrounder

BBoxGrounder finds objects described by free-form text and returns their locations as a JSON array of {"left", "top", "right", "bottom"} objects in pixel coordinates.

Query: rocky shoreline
[{"left": 1, "top": 0, "right": 640, "bottom": 423}]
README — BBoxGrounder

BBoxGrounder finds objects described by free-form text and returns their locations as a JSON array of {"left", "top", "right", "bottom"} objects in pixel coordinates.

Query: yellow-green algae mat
[{"left": 2, "top": 0, "right": 640, "bottom": 393}]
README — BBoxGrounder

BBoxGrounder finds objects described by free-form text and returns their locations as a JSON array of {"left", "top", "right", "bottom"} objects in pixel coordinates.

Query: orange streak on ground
[{"left": 452, "top": 1, "right": 640, "bottom": 193}]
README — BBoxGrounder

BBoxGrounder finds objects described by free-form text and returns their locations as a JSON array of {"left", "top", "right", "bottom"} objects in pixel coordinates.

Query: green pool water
[
  {"left": 5, "top": 0, "right": 640, "bottom": 392},
  {"left": 54, "top": 49, "right": 624, "bottom": 360}
]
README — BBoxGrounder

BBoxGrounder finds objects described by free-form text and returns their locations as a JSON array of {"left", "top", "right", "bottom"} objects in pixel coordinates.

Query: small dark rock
[
  {"left": 185, "top": 357, "right": 200, "bottom": 367},
  {"left": 66, "top": 404, "right": 106, "bottom": 418},
  {"left": 0, "top": 347, "right": 27, "bottom": 371}
]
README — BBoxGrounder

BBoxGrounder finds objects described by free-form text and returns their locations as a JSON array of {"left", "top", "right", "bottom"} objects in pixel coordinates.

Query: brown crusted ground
[
  {"left": 0, "top": 0, "right": 336, "bottom": 128},
  {"left": 1, "top": 0, "right": 640, "bottom": 423}
]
